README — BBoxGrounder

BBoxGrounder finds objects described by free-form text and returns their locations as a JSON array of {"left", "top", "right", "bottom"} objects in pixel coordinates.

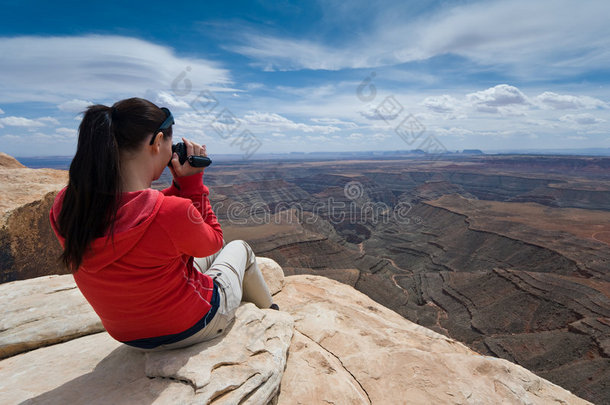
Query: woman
[{"left": 49, "top": 97, "right": 277, "bottom": 351}]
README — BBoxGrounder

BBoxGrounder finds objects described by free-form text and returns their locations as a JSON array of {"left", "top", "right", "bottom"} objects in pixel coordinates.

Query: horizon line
[{"left": 8, "top": 147, "right": 610, "bottom": 160}]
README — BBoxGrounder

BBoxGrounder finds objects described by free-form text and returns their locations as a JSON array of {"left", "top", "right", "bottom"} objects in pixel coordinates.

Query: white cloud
[
  {"left": 359, "top": 105, "right": 384, "bottom": 120},
  {"left": 0, "top": 125, "right": 77, "bottom": 152},
  {"left": 154, "top": 91, "right": 192, "bottom": 110},
  {"left": 230, "top": 82, "right": 608, "bottom": 153},
  {"left": 372, "top": 133, "right": 391, "bottom": 141},
  {"left": 39, "top": 117, "right": 60, "bottom": 125},
  {"left": 567, "top": 136, "right": 588, "bottom": 140},
  {"left": 172, "top": 112, "right": 210, "bottom": 139},
  {"left": 306, "top": 135, "right": 331, "bottom": 142},
  {"left": 348, "top": 133, "right": 364, "bottom": 140},
  {"left": 58, "top": 99, "right": 92, "bottom": 113},
  {"left": 434, "top": 127, "right": 474, "bottom": 138},
  {"left": 560, "top": 113, "right": 605, "bottom": 125},
  {"left": 405, "top": 0, "right": 610, "bottom": 74},
  {"left": 243, "top": 112, "right": 292, "bottom": 124},
  {"left": 242, "top": 112, "right": 340, "bottom": 134},
  {"left": 0, "top": 116, "right": 54, "bottom": 127},
  {"left": 419, "top": 86, "right": 609, "bottom": 122},
  {"left": 422, "top": 95, "right": 460, "bottom": 113},
  {"left": 0, "top": 107, "right": 4, "bottom": 114},
  {"left": 276, "top": 84, "right": 338, "bottom": 98},
  {"left": 358, "top": 101, "right": 405, "bottom": 120},
  {"left": 30, "top": 132, "right": 56, "bottom": 143},
  {"left": 231, "top": 37, "right": 350, "bottom": 71},
  {"left": 171, "top": 110, "right": 343, "bottom": 142},
  {"left": 55, "top": 127, "right": 77, "bottom": 139},
  {"left": 228, "top": 0, "right": 610, "bottom": 77},
  {"left": 310, "top": 117, "right": 358, "bottom": 128},
  {"left": 417, "top": 85, "right": 533, "bottom": 117},
  {"left": 466, "top": 85, "right": 529, "bottom": 113},
  {"left": 0, "top": 35, "right": 231, "bottom": 104},
  {"left": 1, "top": 134, "right": 21, "bottom": 142},
  {"left": 0, "top": 117, "right": 43, "bottom": 127},
  {"left": 535, "top": 92, "right": 608, "bottom": 110}
]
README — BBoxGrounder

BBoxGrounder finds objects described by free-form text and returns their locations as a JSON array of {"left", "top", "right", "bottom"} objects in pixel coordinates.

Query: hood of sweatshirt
[{"left": 49, "top": 187, "right": 164, "bottom": 273}]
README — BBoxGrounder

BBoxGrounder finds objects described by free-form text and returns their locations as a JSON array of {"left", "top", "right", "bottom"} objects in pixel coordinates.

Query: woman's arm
[
  {"left": 162, "top": 171, "right": 221, "bottom": 230},
  {"left": 159, "top": 138, "right": 223, "bottom": 256},
  {"left": 157, "top": 197, "right": 223, "bottom": 258}
]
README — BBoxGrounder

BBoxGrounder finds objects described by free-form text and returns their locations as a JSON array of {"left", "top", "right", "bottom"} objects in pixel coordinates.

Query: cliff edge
[
  {"left": 0, "top": 153, "right": 26, "bottom": 169},
  {"left": 0, "top": 260, "right": 590, "bottom": 404},
  {"left": 0, "top": 154, "right": 68, "bottom": 282}
]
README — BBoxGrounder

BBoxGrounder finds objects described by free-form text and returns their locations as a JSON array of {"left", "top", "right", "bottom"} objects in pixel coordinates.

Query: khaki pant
[{"left": 139, "top": 239, "right": 273, "bottom": 351}]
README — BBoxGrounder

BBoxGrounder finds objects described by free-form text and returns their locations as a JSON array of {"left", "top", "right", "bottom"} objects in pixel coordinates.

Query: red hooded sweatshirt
[{"left": 49, "top": 171, "right": 223, "bottom": 342}]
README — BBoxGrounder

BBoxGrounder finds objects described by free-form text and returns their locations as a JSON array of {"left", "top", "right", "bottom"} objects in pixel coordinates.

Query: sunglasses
[{"left": 149, "top": 107, "right": 175, "bottom": 145}]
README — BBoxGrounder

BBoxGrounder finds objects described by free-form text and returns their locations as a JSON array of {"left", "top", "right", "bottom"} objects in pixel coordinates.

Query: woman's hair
[{"left": 57, "top": 97, "right": 172, "bottom": 272}]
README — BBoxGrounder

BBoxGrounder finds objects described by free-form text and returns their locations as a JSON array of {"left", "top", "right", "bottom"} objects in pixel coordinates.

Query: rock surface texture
[
  {"left": 0, "top": 259, "right": 590, "bottom": 404},
  {"left": 145, "top": 303, "right": 293, "bottom": 404},
  {"left": 0, "top": 275, "right": 104, "bottom": 359},
  {"left": 0, "top": 155, "right": 68, "bottom": 282},
  {"left": 0, "top": 152, "right": 26, "bottom": 169},
  {"left": 274, "top": 275, "right": 591, "bottom": 405}
]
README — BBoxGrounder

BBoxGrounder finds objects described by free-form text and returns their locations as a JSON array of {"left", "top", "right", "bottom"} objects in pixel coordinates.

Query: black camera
[{"left": 168, "top": 142, "right": 212, "bottom": 168}]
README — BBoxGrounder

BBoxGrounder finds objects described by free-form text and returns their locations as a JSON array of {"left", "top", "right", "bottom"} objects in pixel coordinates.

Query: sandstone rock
[
  {"left": 0, "top": 264, "right": 592, "bottom": 404},
  {"left": 0, "top": 165, "right": 67, "bottom": 221},
  {"left": 274, "top": 275, "right": 591, "bottom": 405},
  {"left": 0, "top": 304, "right": 293, "bottom": 405},
  {"left": 282, "top": 267, "right": 361, "bottom": 287},
  {"left": 145, "top": 303, "right": 293, "bottom": 404},
  {"left": 0, "top": 274, "right": 104, "bottom": 359},
  {"left": 0, "top": 162, "right": 68, "bottom": 282},
  {"left": 279, "top": 330, "right": 370, "bottom": 404},
  {"left": 0, "top": 152, "right": 26, "bottom": 168},
  {"left": 257, "top": 257, "right": 285, "bottom": 295},
  {"left": 0, "top": 332, "right": 194, "bottom": 405}
]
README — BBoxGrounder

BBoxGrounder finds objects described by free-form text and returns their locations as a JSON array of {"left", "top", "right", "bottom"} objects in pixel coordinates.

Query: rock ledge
[{"left": 0, "top": 260, "right": 591, "bottom": 404}]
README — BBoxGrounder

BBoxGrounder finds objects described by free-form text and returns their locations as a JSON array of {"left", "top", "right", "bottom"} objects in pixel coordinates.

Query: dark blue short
[{"left": 122, "top": 282, "right": 220, "bottom": 349}]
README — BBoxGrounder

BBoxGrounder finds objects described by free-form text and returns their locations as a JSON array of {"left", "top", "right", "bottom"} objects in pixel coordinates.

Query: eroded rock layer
[
  {"left": 0, "top": 160, "right": 68, "bottom": 282},
  {"left": 4, "top": 153, "right": 609, "bottom": 402},
  {"left": 194, "top": 155, "right": 609, "bottom": 403}
]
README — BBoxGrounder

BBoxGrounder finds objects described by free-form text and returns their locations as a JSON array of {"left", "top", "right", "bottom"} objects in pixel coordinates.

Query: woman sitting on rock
[{"left": 49, "top": 97, "right": 278, "bottom": 351}]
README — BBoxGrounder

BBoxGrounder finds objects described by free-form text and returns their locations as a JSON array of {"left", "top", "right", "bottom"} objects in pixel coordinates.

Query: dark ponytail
[{"left": 57, "top": 98, "right": 172, "bottom": 272}]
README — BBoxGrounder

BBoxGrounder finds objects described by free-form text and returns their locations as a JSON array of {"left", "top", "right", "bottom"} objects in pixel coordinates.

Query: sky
[{"left": 1, "top": 0, "right": 609, "bottom": 157}]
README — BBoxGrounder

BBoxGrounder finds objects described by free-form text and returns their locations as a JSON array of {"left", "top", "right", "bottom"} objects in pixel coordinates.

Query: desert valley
[
  {"left": 168, "top": 153, "right": 610, "bottom": 403},
  {"left": 1, "top": 152, "right": 608, "bottom": 403}
]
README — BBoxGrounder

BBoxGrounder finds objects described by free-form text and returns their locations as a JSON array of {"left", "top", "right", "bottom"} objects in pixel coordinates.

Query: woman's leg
[
  {"left": 202, "top": 239, "right": 273, "bottom": 315},
  {"left": 240, "top": 243, "right": 275, "bottom": 308}
]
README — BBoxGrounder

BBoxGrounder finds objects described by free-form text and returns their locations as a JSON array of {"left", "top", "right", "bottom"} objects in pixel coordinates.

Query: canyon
[
  {"left": 1, "top": 152, "right": 608, "bottom": 403},
  {"left": 187, "top": 154, "right": 608, "bottom": 403}
]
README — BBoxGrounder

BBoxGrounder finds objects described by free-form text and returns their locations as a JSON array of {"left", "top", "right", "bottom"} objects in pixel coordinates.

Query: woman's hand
[{"left": 169, "top": 137, "right": 207, "bottom": 178}]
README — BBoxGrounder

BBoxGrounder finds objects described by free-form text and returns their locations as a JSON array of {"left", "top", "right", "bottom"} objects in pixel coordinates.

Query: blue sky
[{"left": 1, "top": 0, "right": 609, "bottom": 157}]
